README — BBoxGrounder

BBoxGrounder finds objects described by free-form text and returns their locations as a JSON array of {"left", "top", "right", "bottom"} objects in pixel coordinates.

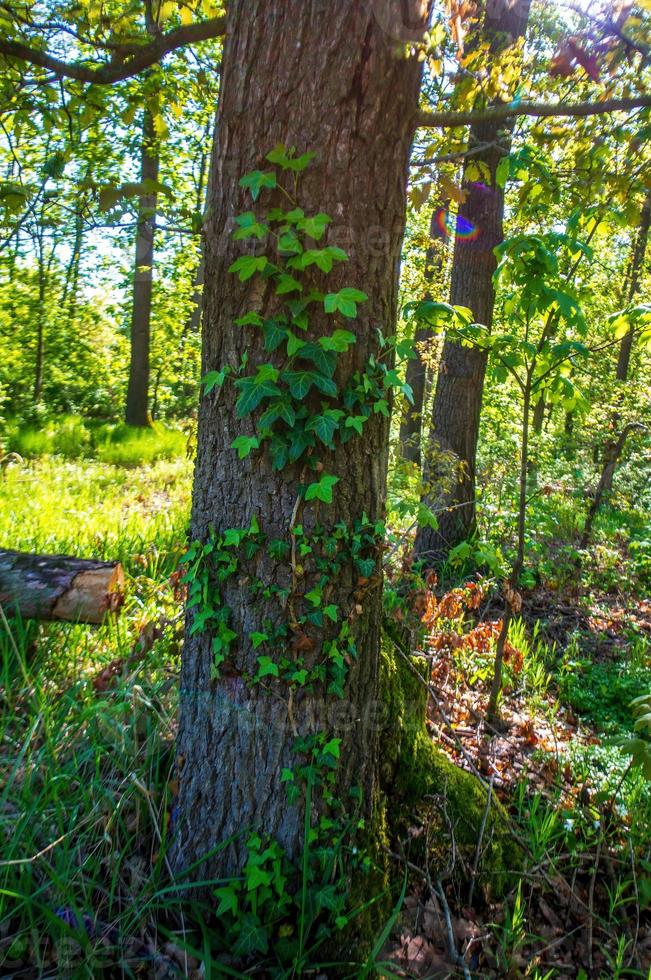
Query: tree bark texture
[
  {"left": 174, "top": 0, "right": 431, "bottom": 880},
  {"left": 415, "top": 0, "right": 531, "bottom": 565},
  {"left": 0, "top": 549, "right": 124, "bottom": 623},
  {"left": 125, "top": 106, "right": 159, "bottom": 427}
]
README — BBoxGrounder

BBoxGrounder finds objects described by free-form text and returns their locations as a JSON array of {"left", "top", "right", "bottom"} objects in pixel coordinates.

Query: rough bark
[
  {"left": 398, "top": 210, "right": 447, "bottom": 466},
  {"left": 414, "top": 0, "right": 531, "bottom": 566},
  {"left": 125, "top": 106, "right": 159, "bottom": 427},
  {"left": 0, "top": 549, "right": 124, "bottom": 623},
  {"left": 174, "top": 0, "right": 431, "bottom": 880}
]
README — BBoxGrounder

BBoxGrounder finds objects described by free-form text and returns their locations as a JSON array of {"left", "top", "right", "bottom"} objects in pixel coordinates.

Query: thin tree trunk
[
  {"left": 415, "top": 0, "right": 531, "bottom": 566},
  {"left": 600, "top": 189, "right": 650, "bottom": 490},
  {"left": 581, "top": 423, "right": 646, "bottom": 549},
  {"left": 61, "top": 207, "right": 84, "bottom": 328},
  {"left": 173, "top": 0, "right": 431, "bottom": 881},
  {"left": 184, "top": 116, "right": 215, "bottom": 337},
  {"left": 125, "top": 106, "right": 159, "bottom": 427},
  {"left": 32, "top": 233, "right": 46, "bottom": 404},
  {"left": 398, "top": 210, "right": 447, "bottom": 466},
  {"left": 487, "top": 380, "right": 531, "bottom": 721},
  {"left": 616, "top": 189, "right": 650, "bottom": 383}
]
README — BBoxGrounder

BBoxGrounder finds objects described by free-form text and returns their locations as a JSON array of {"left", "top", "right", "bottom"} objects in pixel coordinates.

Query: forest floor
[{"left": 0, "top": 455, "right": 649, "bottom": 978}]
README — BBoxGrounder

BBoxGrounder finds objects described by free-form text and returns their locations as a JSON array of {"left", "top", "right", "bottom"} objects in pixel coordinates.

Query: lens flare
[{"left": 435, "top": 209, "right": 480, "bottom": 241}]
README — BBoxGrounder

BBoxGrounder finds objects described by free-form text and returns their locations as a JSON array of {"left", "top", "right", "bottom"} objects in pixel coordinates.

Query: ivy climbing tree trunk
[
  {"left": 125, "top": 106, "right": 159, "bottom": 427},
  {"left": 414, "top": 0, "right": 531, "bottom": 566},
  {"left": 173, "top": 0, "right": 432, "bottom": 881}
]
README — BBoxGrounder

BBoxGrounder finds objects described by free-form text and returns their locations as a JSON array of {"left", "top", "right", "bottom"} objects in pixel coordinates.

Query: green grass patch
[{"left": 5, "top": 416, "right": 188, "bottom": 468}]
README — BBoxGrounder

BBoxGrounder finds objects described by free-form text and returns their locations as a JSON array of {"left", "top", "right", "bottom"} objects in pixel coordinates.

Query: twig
[
  {"left": 468, "top": 774, "right": 494, "bottom": 907},
  {"left": 587, "top": 832, "right": 603, "bottom": 973},
  {"left": 433, "top": 878, "right": 472, "bottom": 980}
]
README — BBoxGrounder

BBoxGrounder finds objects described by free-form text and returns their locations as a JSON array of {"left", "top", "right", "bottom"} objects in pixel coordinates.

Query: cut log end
[
  {"left": 0, "top": 549, "right": 125, "bottom": 624},
  {"left": 52, "top": 563, "right": 125, "bottom": 624}
]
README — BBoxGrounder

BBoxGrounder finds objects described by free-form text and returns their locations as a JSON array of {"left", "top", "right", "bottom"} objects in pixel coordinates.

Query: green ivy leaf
[
  {"left": 235, "top": 311, "right": 264, "bottom": 327},
  {"left": 202, "top": 368, "right": 227, "bottom": 393},
  {"left": 275, "top": 273, "right": 302, "bottom": 295},
  {"left": 259, "top": 399, "right": 296, "bottom": 428},
  {"left": 233, "top": 211, "right": 269, "bottom": 240},
  {"left": 319, "top": 329, "right": 357, "bottom": 352},
  {"left": 250, "top": 631, "right": 268, "bottom": 649},
  {"left": 297, "top": 213, "right": 331, "bottom": 240},
  {"left": 266, "top": 144, "right": 316, "bottom": 172},
  {"left": 306, "top": 410, "right": 343, "bottom": 446},
  {"left": 305, "top": 473, "right": 339, "bottom": 504},
  {"left": 215, "top": 886, "right": 239, "bottom": 916},
  {"left": 322, "top": 738, "right": 341, "bottom": 759},
  {"left": 232, "top": 913, "right": 269, "bottom": 956},
  {"left": 290, "top": 246, "right": 348, "bottom": 273},
  {"left": 282, "top": 370, "right": 316, "bottom": 399},
  {"left": 231, "top": 435, "right": 260, "bottom": 459},
  {"left": 228, "top": 255, "right": 268, "bottom": 282},
  {"left": 345, "top": 415, "right": 365, "bottom": 434},
  {"left": 324, "top": 287, "right": 368, "bottom": 318},
  {"left": 263, "top": 319, "right": 288, "bottom": 352},
  {"left": 297, "top": 342, "right": 337, "bottom": 377},
  {"left": 239, "top": 169, "right": 277, "bottom": 201},
  {"left": 373, "top": 398, "right": 389, "bottom": 417},
  {"left": 312, "top": 373, "right": 337, "bottom": 397},
  {"left": 286, "top": 331, "right": 306, "bottom": 357},
  {"left": 235, "top": 377, "right": 281, "bottom": 417},
  {"left": 256, "top": 655, "right": 279, "bottom": 678}
]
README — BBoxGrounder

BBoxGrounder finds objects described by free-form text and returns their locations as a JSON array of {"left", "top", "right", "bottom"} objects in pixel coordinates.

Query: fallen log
[{"left": 0, "top": 549, "right": 125, "bottom": 624}]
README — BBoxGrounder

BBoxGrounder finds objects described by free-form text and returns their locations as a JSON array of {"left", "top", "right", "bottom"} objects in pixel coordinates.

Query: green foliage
[{"left": 6, "top": 416, "right": 187, "bottom": 467}]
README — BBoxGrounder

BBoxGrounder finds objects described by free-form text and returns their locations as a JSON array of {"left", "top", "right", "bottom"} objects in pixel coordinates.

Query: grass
[
  {"left": 4, "top": 415, "right": 189, "bottom": 468},
  {"left": 0, "top": 456, "right": 194, "bottom": 975},
  {"left": 0, "top": 444, "right": 649, "bottom": 974},
  {"left": 0, "top": 457, "right": 191, "bottom": 572}
]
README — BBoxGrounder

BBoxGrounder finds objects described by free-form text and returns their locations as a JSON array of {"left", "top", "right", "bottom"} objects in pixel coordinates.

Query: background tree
[{"left": 414, "top": 0, "right": 532, "bottom": 565}]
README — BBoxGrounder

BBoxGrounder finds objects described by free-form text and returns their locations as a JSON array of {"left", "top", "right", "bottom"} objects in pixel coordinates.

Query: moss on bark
[{"left": 379, "top": 635, "right": 522, "bottom": 898}]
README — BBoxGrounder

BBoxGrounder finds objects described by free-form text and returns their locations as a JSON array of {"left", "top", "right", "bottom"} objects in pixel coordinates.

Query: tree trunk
[
  {"left": 62, "top": 207, "right": 84, "bottom": 329},
  {"left": 174, "top": 0, "right": 431, "bottom": 881},
  {"left": 184, "top": 116, "right": 215, "bottom": 337},
  {"left": 616, "top": 188, "right": 650, "bottom": 383},
  {"left": 600, "top": 189, "right": 651, "bottom": 491},
  {"left": 398, "top": 209, "right": 447, "bottom": 466},
  {"left": 125, "top": 106, "right": 159, "bottom": 427},
  {"left": 581, "top": 423, "right": 646, "bottom": 550},
  {"left": 33, "top": 233, "right": 46, "bottom": 404},
  {"left": 0, "top": 549, "right": 124, "bottom": 623},
  {"left": 414, "top": 0, "right": 531, "bottom": 566}
]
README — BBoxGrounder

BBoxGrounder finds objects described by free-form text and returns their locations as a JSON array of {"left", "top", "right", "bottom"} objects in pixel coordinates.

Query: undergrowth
[{"left": 0, "top": 456, "right": 649, "bottom": 976}]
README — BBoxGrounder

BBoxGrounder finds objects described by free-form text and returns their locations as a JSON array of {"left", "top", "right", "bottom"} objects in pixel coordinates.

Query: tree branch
[
  {"left": 0, "top": 15, "right": 226, "bottom": 85},
  {"left": 417, "top": 95, "right": 651, "bottom": 129}
]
